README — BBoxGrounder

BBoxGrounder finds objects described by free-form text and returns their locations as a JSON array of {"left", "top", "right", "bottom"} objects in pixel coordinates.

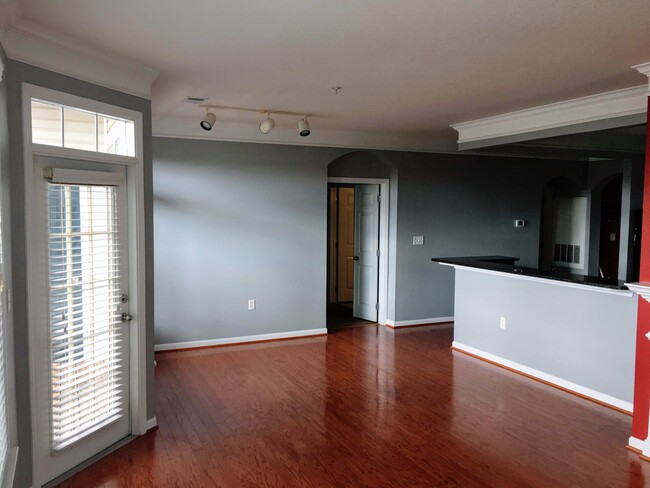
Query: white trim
[
  {"left": 145, "top": 417, "right": 157, "bottom": 432},
  {"left": 629, "top": 436, "right": 645, "bottom": 452},
  {"left": 328, "top": 177, "right": 387, "bottom": 185},
  {"left": 0, "top": 55, "right": 4, "bottom": 82},
  {"left": 439, "top": 262, "right": 634, "bottom": 297},
  {"left": 154, "top": 328, "right": 328, "bottom": 352},
  {"left": 0, "top": 20, "right": 159, "bottom": 99},
  {"left": 32, "top": 144, "right": 138, "bottom": 166},
  {"left": 45, "top": 168, "right": 125, "bottom": 186},
  {"left": 29, "top": 85, "right": 143, "bottom": 121},
  {"left": 1, "top": 447, "right": 17, "bottom": 488},
  {"left": 451, "top": 85, "right": 648, "bottom": 146},
  {"left": 633, "top": 62, "right": 650, "bottom": 93},
  {"left": 452, "top": 341, "right": 633, "bottom": 413},
  {"left": 22, "top": 84, "right": 148, "bottom": 485},
  {"left": 328, "top": 177, "right": 390, "bottom": 325},
  {"left": 385, "top": 317, "right": 454, "bottom": 327},
  {"left": 626, "top": 283, "right": 650, "bottom": 303}
]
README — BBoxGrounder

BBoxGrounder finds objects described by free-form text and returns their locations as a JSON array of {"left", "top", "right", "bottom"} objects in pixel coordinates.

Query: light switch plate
[
  {"left": 248, "top": 299, "right": 255, "bottom": 310},
  {"left": 413, "top": 236, "right": 424, "bottom": 245}
]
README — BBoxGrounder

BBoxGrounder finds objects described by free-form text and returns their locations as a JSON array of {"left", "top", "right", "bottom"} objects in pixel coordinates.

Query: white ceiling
[{"left": 5, "top": 0, "right": 650, "bottom": 151}]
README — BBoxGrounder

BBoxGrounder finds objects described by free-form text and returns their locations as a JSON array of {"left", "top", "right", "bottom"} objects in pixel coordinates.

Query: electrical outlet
[
  {"left": 412, "top": 235, "right": 424, "bottom": 245},
  {"left": 248, "top": 299, "right": 256, "bottom": 310},
  {"left": 499, "top": 317, "right": 506, "bottom": 329}
]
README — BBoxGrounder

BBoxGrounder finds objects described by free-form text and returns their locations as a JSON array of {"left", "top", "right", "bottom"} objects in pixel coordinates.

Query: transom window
[{"left": 31, "top": 99, "right": 136, "bottom": 157}]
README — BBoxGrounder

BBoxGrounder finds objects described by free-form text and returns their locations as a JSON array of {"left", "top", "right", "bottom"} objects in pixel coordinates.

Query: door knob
[
  {"left": 353, "top": 256, "right": 359, "bottom": 261},
  {"left": 121, "top": 312, "right": 133, "bottom": 322}
]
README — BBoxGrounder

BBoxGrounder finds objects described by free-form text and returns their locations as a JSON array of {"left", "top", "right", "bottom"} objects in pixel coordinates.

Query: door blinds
[{"left": 47, "top": 182, "right": 126, "bottom": 452}]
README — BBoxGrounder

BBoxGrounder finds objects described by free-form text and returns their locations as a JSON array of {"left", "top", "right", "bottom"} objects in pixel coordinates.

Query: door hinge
[
  {"left": 376, "top": 249, "right": 380, "bottom": 257},
  {"left": 377, "top": 195, "right": 382, "bottom": 203},
  {"left": 375, "top": 303, "right": 380, "bottom": 311}
]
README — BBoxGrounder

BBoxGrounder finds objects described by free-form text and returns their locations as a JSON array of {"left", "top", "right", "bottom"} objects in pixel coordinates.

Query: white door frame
[
  {"left": 328, "top": 177, "right": 389, "bottom": 325},
  {"left": 21, "top": 84, "right": 148, "bottom": 486}
]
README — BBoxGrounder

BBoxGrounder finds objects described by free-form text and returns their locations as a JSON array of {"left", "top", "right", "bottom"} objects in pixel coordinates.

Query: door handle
[
  {"left": 353, "top": 256, "right": 359, "bottom": 261},
  {"left": 121, "top": 312, "right": 133, "bottom": 322}
]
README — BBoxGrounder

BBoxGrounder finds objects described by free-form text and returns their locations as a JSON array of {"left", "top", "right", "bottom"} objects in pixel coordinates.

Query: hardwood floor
[
  {"left": 59, "top": 324, "right": 648, "bottom": 487},
  {"left": 327, "top": 302, "right": 375, "bottom": 330}
]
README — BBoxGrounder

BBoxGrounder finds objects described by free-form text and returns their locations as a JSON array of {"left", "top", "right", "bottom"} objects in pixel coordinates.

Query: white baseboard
[
  {"left": 385, "top": 316, "right": 454, "bottom": 327},
  {"left": 452, "top": 341, "right": 633, "bottom": 414},
  {"left": 146, "top": 416, "right": 158, "bottom": 432},
  {"left": 155, "top": 328, "right": 328, "bottom": 352},
  {"left": 629, "top": 436, "right": 645, "bottom": 452}
]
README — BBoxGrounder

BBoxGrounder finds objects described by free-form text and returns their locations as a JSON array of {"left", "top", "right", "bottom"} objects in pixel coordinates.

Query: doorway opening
[
  {"left": 327, "top": 178, "right": 388, "bottom": 330},
  {"left": 598, "top": 175, "right": 623, "bottom": 279}
]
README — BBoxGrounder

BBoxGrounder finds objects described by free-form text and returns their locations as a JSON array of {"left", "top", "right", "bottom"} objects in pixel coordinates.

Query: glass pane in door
[{"left": 47, "top": 183, "right": 126, "bottom": 452}]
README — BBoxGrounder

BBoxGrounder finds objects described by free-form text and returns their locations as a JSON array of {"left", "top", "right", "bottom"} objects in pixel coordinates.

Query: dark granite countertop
[{"left": 431, "top": 256, "right": 629, "bottom": 291}]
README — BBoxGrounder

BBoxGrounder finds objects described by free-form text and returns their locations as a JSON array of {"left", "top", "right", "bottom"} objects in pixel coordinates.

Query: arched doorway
[{"left": 326, "top": 152, "right": 394, "bottom": 330}]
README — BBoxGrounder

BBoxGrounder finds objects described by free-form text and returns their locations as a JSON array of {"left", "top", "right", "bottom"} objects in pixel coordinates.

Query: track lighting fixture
[
  {"left": 298, "top": 116, "right": 310, "bottom": 137},
  {"left": 259, "top": 112, "right": 275, "bottom": 134},
  {"left": 197, "top": 103, "right": 313, "bottom": 136},
  {"left": 200, "top": 110, "right": 216, "bottom": 131}
]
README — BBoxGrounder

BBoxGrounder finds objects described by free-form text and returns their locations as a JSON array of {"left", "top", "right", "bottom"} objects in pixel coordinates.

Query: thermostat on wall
[{"left": 514, "top": 219, "right": 525, "bottom": 228}]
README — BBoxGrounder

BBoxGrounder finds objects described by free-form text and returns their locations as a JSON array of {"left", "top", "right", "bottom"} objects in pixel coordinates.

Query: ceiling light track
[
  {"left": 199, "top": 104, "right": 312, "bottom": 118},
  {"left": 198, "top": 104, "right": 313, "bottom": 136}
]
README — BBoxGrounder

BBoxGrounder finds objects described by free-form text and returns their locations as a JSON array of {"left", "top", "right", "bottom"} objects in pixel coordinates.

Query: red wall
[{"left": 632, "top": 97, "right": 650, "bottom": 441}]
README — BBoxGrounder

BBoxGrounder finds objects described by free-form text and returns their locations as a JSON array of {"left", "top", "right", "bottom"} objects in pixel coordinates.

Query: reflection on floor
[
  {"left": 59, "top": 324, "right": 646, "bottom": 487},
  {"left": 327, "top": 301, "right": 376, "bottom": 330}
]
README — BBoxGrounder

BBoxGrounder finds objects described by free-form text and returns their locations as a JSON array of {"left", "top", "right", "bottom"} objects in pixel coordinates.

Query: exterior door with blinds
[{"left": 32, "top": 157, "right": 130, "bottom": 486}]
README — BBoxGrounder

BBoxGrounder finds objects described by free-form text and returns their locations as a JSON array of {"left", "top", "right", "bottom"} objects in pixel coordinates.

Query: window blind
[{"left": 47, "top": 182, "right": 126, "bottom": 452}]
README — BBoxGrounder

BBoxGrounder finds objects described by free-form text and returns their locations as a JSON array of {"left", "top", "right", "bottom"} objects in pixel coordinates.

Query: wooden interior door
[{"left": 337, "top": 187, "right": 355, "bottom": 302}]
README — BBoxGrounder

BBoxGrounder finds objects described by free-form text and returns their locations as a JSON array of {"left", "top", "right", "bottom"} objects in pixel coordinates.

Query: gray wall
[
  {"left": 453, "top": 267, "right": 637, "bottom": 403},
  {"left": 389, "top": 152, "right": 587, "bottom": 321},
  {"left": 153, "top": 138, "right": 590, "bottom": 340},
  {"left": 153, "top": 138, "right": 347, "bottom": 344},
  {"left": 4, "top": 60, "right": 155, "bottom": 487}
]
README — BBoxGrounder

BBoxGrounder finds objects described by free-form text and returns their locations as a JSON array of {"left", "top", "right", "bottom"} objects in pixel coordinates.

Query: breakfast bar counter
[{"left": 433, "top": 256, "right": 637, "bottom": 412}]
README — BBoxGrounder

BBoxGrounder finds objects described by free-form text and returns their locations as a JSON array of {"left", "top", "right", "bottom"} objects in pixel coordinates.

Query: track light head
[
  {"left": 298, "top": 116, "right": 310, "bottom": 137},
  {"left": 200, "top": 111, "right": 216, "bottom": 131},
  {"left": 259, "top": 113, "right": 275, "bottom": 134}
]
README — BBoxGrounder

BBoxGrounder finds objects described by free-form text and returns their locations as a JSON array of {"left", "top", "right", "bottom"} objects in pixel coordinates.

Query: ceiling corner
[
  {"left": 633, "top": 62, "right": 650, "bottom": 93},
  {"left": 1, "top": 19, "right": 160, "bottom": 99}
]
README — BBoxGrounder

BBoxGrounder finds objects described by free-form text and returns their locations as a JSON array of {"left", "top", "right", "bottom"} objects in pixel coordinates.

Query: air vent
[
  {"left": 554, "top": 244, "right": 581, "bottom": 264},
  {"left": 183, "top": 97, "right": 208, "bottom": 104}
]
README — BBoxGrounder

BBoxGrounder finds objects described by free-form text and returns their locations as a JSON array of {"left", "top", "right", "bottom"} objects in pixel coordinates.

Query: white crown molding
[
  {"left": 633, "top": 62, "right": 650, "bottom": 93},
  {"left": 0, "top": 20, "right": 159, "bottom": 99},
  {"left": 451, "top": 85, "right": 648, "bottom": 146},
  {"left": 153, "top": 115, "right": 457, "bottom": 153},
  {"left": 625, "top": 283, "right": 650, "bottom": 304}
]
